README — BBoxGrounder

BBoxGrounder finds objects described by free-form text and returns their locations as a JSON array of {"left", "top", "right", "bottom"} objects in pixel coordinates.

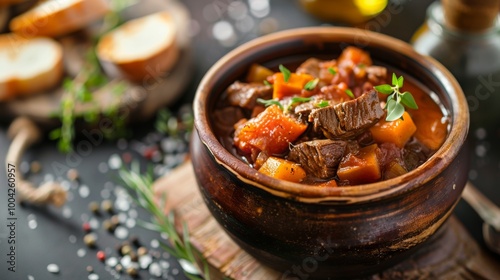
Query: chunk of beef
[
  {"left": 365, "top": 66, "right": 387, "bottom": 84},
  {"left": 294, "top": 101, "right": 317, "bottom": 121},
  {"left": 288, "top": 140, "right": 347, "bottom": 179},
  {"left": 227, "top": 81, "right": 272, "bottom": 109},
  {"left": 296, "top": 58, "right": 321, "bottom": 78},
  {"left": 308, "top": 90, "right": 384, "bottom": 139}
]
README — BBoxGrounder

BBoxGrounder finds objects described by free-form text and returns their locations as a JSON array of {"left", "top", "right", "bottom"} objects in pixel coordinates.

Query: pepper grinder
[{"left": 412, "top": 0, "right": 500, "bottom": 135}]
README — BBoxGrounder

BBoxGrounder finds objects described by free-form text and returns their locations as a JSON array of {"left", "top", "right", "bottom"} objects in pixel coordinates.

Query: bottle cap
[{"left": 442, "top": 0, "right": 500, "bottom": 32}]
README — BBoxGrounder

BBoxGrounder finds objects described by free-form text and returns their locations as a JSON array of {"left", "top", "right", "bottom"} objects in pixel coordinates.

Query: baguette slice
[
  {"left": 10, "top": 0, "right": 109, "bottom": 38},
  {"left": 96, "top": 11, "right": 179, "bottom": 83},
  {"left": 0, "top": 34, "right": 63, "bottom": 101}
]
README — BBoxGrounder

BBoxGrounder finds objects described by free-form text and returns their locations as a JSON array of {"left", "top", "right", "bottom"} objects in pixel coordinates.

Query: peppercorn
[
  {"left": 126, "top": 267, "right": 138, "bottom": 278},
  {"left": 137, "top": 246, "right": 148, "bottom": 257},
  {"left": 82, "top": 222, "right": 91, "bottom": 232},
  {"left": 115, "top": 264, "right": 123, "bottom": 273},
  {"left": 102, "top": 219, "right": 115, "bottom": 233},
  {"left": 119, "top": 244, "right": 132, "bottom": 256},
  {"left": 110, "top": 215, "right": 120, "bottom": 226},
  {"left": 101, "top": 200, "right": 114, "bottom": 214},
  {"left": 96, "top": 250, "right": 106, "bottom": 262},
  {"left": 88, "top": 201, "right": 100, "bottom": 215},
  {"left": 83, "top": 233, "right": 97, "bottom": 248},
  {"left": 86, "top": 265, "right": 94, "bottom": 273},
  {"left": 130, "top": 251, "right": 138, "bottom": 262}
]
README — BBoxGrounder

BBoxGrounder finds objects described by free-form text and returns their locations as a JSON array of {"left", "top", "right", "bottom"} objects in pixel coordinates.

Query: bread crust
[{"left": 10, "top": 0, "right": 109, "bottom": 38}]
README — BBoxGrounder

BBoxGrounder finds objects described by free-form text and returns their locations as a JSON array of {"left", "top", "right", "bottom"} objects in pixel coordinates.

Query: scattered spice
[
  {"left": 83, "top": 233, "right": 97, "bottom": 248},
  {"left": 96, "top": 250, "right": 106, "bottom": 262},
  {"left": 86, "top": 265, "right": 94, "bottom": 273},
  {"left": 101, "top": 200, "right": 114, "bottom": 213},
  {"left": 83, "top": 222, "right": 92, "bottom": 232},
  {"left": 102, "top": 219, "right": 115, "bottom": 233},
  {"left": 120, "top": 244, "right": 132, "bottom": 256},
  {"left": 88, "top": 201, "right": 100, "bottom": 215},
  {"left": 67, "top": 168, "right": 79, "bottom": 181},
  {"left": 137, "top": 247, "right": 148, "bottom": 257},
  {"left": 126, "top": 266, "right": 138, "bottom": 277}
]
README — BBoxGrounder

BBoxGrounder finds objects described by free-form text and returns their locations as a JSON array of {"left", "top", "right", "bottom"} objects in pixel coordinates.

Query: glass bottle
[
  {"left": 412, "top": 0, "right": 500, "bottom": 135},
  {"left": 298, "top": 0, "right": 388, "bottom": 25}
]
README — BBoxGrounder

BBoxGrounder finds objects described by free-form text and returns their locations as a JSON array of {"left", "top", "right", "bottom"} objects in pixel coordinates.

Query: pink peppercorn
[{"left": 96, "top": 251, "right": 106, "bottom": 262}]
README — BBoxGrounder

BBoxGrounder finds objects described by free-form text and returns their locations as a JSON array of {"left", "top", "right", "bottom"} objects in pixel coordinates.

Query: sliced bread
[
  {"left": 0, "top": 34, "right": 63, "bottom": 101},
  {"left": 96, "top": 11, "right": 179, "bottom": 83},
  {"left": 10, "top": 0, "right": 109, "bottom": 38}
]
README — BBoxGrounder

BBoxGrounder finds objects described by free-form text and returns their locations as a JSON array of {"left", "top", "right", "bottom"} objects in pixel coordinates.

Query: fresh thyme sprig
[
  {"left": 50, "top": 0, "right": 134, "bottom": 152},
  {"left": 375, "top": 73, "right": 418, "bottom": 121},
  {"left": 118, "top": 162, "right": 210, "bottom": 280}
]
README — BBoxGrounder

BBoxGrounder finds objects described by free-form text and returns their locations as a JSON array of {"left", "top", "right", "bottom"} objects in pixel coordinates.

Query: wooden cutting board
[{"left": 153, "top": 161, "right": 500, "bottom": 280}]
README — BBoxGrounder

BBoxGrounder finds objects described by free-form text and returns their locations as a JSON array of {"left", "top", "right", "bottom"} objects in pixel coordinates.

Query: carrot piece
[
  {"left": 272, "top": 72, "right": 314, "bottom": 99},
  {"left": 411, "top": 109, "right": 448, "bottom": 151},
  {"left": 246, "top": 63, "right": 274, "bottom": 83},
  {"left": 403, "top": 81, "right": 448, "bottom": 151},
  {"left": 234, "top": 105, "right": 307, "bottom": 155},
  {"left": 369, "top": 111, "right": 417, "bottom": 148},
  {"left": 258, "top": 156, "right": 307, "bottom": 183},
  {"left": 338, "top": 46, "right": 372, "bottom": 67},
  {"left": 337, "top": 144, "right": 381, "bottom": 185}
]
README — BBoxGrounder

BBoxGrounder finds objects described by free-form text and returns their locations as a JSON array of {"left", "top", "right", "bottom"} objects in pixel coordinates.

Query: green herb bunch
[{"left": 50, "top": 0, "right": 134, "bottom": 153}]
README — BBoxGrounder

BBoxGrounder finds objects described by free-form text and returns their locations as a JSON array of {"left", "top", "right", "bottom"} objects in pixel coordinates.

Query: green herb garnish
[
  {"left": 304, "top": 78, "right": 319, "bottom": 91},
  {"left": 328, "top": 67, "right": 337, "bottom": 75},
  {"left": 375, "top": 73, "right": 418, "bottom": 121},
  {"left": 257, "top": 98, "right": 284, "bottom": 110},
  {"left": 290, "top": 97, "right": 313, "bottom": 104},
  {"left": 263, "top": 80, "right": 272, "bottom": 87},
  {"left": 345, "top": 89, "right": 355, "bottom": 99},
  {"left": 279, "top": 64, "right": 291, "bottom": 82},
  {"left": 316, "top": 100, "right": 330, "bottom": 108}
]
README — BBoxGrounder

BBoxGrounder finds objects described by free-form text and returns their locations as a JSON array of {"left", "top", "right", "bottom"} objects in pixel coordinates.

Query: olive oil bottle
[
  {"left": 299, "top": 0, "right": 388, "bottom": 24},
  {"left": 412, "top": 0, "right": 500, "bottom": 135}
]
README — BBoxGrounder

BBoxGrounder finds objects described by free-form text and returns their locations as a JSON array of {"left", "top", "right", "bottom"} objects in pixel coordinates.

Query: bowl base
[{"left": 153, "top": 161, "right": 500, "bottom": 279}]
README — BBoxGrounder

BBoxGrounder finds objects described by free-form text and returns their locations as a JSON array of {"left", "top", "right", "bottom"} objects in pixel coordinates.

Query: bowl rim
[{"left": 193, "top": 27, "right": 469, "bottom": 204}]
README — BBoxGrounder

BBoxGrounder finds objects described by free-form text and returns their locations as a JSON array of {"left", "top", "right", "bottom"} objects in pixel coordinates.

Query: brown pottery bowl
[{"left": 191, "top": 27, "right": 469, "bottom": 279}]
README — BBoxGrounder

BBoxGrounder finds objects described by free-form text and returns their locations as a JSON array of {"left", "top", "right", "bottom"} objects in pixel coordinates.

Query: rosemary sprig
[
  {"left": 118, "top": 162, "right": 210, "bottom": 280},
  {"left": 375, "top": 73, "right": 418, "bottom": 121}
]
